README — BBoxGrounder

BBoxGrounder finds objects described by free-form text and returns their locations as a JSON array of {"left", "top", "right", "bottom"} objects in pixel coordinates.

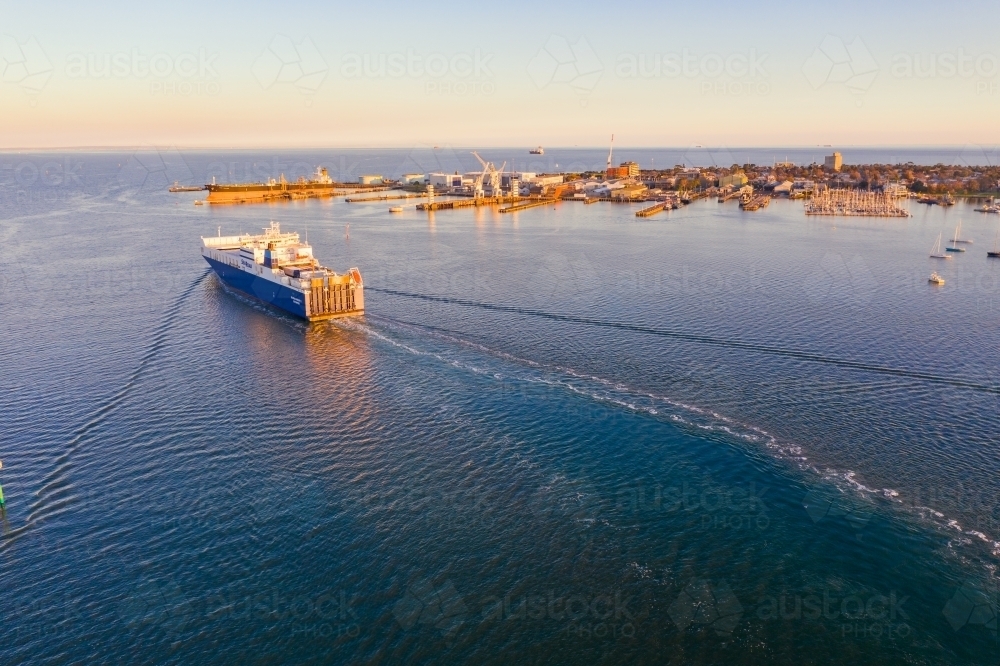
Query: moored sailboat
[{"left": 929, "top": 232, "right": 951, "bottom": 259}]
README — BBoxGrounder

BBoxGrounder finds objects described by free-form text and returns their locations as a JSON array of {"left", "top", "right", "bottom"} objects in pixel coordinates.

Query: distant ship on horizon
[{"left": 529, "top": 146, "right": 544, "bottom": 155}]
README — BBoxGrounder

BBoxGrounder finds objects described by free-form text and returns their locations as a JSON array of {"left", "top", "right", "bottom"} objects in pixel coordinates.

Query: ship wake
[{"left": 0, "top": 270, "right": 211, "bottom": 549}]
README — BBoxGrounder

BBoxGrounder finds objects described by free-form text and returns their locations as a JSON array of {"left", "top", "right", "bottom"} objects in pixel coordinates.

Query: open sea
[{"left": 2, "top": 148, "right": 1000, "bottom": 664}]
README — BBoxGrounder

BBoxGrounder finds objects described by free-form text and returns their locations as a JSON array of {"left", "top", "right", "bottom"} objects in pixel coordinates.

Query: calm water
[{"left": 2, "top": 150, "right": 1000, "bottom": 664}]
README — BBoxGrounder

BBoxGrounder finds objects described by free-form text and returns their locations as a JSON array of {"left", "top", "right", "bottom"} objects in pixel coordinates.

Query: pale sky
[{"left": 2, "top": 0, "right": 999, "bottom": 148}]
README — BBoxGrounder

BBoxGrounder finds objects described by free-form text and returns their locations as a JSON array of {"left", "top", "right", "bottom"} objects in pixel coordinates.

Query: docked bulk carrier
[
  {"left": 201, "top": 222, "right": 363, "bottom": 320},
  {"left": 203, "top": 167, "right": 371, "bottom": 205}
]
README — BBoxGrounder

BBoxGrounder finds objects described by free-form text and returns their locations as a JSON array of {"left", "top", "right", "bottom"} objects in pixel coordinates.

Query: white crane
[
  {"left": 471, "top": 151, "right": 490, "bottom": 199},
  {"left": 489, "top": 161, "right": 506, "bottom": 196},
  {"left": 471, "top": 151, "right": 506, "bottom": 198}
]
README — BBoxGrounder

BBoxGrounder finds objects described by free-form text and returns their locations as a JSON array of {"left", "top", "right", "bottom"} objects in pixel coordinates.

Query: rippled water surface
[{"left": 2, "top": 151, "right": 1000, "bottom": 664}]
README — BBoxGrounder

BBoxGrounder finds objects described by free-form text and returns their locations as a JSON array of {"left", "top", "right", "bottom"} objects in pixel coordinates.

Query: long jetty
[
  {"left": 417, "top": 196, "right": 520, "bottom": 211},
  {"left": 499, "top": 199, "right": 557, "bottom": 213},
  {"left": 346, "top": 193, "right": 428, "bottom": 202},
  {"left": 636, "top": 202, "right": 668, "bottom": 217}
]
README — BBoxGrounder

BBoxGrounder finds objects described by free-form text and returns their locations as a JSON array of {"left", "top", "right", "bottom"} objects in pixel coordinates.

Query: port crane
[{"left": 471, "top": 151, "right": 506, "bottom": 198}]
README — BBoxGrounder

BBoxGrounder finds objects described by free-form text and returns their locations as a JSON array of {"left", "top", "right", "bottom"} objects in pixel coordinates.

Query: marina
[{"left": 805, "top": 189, "right": 911, "bottom": 217}]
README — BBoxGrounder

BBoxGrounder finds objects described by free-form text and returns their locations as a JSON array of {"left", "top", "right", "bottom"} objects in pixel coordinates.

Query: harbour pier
[
  {"left": 740, "top": 195, "right": 771, "bottom": 211},
  {"left": 417, "top": 196, "right": 520, "bottom": 211},
  {"left": 499, "top": 198, "right": 558, "bottom": 213},
  {"left": 635, "top": 202, "right": 668, "bottom": 217}
]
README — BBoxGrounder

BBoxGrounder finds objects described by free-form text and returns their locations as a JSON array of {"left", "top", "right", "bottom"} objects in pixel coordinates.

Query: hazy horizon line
[{"left": 0, "top": 143, "right": 988, "bottom": 153}]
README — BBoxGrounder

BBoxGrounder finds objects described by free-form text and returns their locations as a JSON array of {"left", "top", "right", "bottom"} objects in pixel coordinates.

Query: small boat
[
  {"left": 945, "top": 224, "right": 966, "bottom": 252},
  {"left": 918, "top": 195, "right": 937, "bottom": 205},
  {"left": 529, "top": 146, "right": 544, "bottom": 155},
  {"left": 975, "top": 198, "right": 1000, "bottom": 214},
  {"left": 949, "top": 220, "right": 973, "bottom": 244},
  {"left": 940, "top": 194, "right": 955, "bottom": 206},
  {"left": 389, "top": 206, "right": 403, "bottom": 213},
  {"left": 929, "top": 232, "right": 952, "bottom": 259},
  {"left": 929, "top": 272, "right": 945, "bottom": 285},
  {"left": 194, "top": 200, "right": 204, "bottom": 206}
]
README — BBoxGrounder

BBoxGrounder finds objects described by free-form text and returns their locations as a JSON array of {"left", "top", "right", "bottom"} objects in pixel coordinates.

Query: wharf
[
  {"left": 740, "top": 195, "right": 771, "bottom": 211},
  {"left": 636, "top": 202, "right": 668, "bottom": 217},
  {"left": 417, "top": 196, "right": 519, "bottom": 211},
  {"left": 499, "top": 198, "right": 557, "bottom": 213},
  {"left": 346, "top": 193, "right": 429, "bottom": 202},
  {"left": 681, "top": 191, "right": 709, "bottom": 204}
]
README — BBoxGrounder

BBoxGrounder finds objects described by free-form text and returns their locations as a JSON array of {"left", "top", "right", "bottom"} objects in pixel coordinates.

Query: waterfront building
[
  {"left": 824, "top": 152, "right": 843, "bottom": 172},
  {"left": 610, "top": 183, "right": 648, "bottom": 199},
  {"left": 719, "top": 173, "right": 748, "bottom": 188},
  {"left": 606, "top": 161, "right": 640, "bottom": 178}
]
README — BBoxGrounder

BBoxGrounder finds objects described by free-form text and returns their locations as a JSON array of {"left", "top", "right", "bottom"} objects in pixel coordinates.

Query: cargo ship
[
  {"left": 203, "top": 167, "right": 376, "bottom": 205},
  {"left": 201, "top": 221, "right": 364, "bottom": 321}
]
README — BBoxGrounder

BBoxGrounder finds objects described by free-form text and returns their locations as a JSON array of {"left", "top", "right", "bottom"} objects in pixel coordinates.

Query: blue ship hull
[{"left": 204, "top": 256, "right": 308, "bottom": 319}]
